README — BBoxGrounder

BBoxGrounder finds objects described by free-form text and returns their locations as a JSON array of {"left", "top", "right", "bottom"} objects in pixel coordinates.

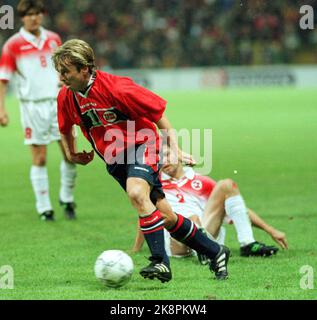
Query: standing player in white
[
  {"left": 133, "top": 160, "right": 288, "bottom": 260},
  {"left": 0, "top": 0, "right": 77, "bottom": 221}
]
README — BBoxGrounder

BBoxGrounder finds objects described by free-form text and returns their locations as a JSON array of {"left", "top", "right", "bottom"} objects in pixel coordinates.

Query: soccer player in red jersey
[
  {"left": 133, "top": 160, "right": 288, "bottom": 261},
  {"left": 52, "top": 39, "right": 230, "bottom": 282},
  {"left": 0, "top": 0, "right": 77, "bottom": 221}
]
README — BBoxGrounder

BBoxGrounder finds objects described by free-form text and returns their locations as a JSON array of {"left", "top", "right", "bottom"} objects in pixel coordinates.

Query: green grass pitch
[{"left": 0, "top": 87, "right": 316, "bottom": 300}]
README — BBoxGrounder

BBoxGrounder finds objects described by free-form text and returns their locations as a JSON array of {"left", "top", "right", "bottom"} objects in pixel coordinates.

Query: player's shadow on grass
[
  {"left": 132, "top": 284, "right": 167, "bottom": 291},
  {"left": 86, "top": 277, "right": 166, "bottom": 292}
]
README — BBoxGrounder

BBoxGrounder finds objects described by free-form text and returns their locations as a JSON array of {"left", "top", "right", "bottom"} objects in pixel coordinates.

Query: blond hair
[{"left": 52, "top": 39, "right": 96, "bottom": 73}]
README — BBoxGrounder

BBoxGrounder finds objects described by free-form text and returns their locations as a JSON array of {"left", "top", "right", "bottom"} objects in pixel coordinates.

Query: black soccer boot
[
  {"left": 240, "top": 241, "right": 278, "bottom": 257},
  {"left": 60, "top": 200, "right": 76, "bottom": 220},
  {"left": 40, "top": 210, "right": 54, "bottom": 221},
  {"left": 209, "top": 245, "right": 230, "bottom": 280},
  {"left": 140, "top": 257, "right": 172, "bottom": 283}
]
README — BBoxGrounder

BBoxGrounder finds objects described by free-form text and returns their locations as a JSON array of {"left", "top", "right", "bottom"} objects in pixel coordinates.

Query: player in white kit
[
  {"left": 0, "top": 0, "right": 77, "bottom": 221},
  {"left": 133, "top": 160, "right": 288, "bottom": 260}
]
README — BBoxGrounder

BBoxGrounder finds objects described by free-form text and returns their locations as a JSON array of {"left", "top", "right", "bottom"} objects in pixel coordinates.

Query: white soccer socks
[
  {"left": 59, "top": 160, "right": 76, "bottom": 203},
  {"left": 224, "top": 195, "right": 255, "bottom": 247},
  {"left": 30, "top": 165, "right": 52, "bottom": 214}
]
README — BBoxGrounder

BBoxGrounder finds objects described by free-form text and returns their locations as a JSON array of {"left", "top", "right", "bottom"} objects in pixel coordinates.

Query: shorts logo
[
  {"left": 103, "top": 111, "right": 117, "bottom": 123},
  {"left": 134, "top": 166, "right": 149, "bottom": 172},
  {"left": 191, "top": 180, "right": 202, "bottom": 190},
  {"left": 25, "top": 127, "right": 32, "bottom": 139}
]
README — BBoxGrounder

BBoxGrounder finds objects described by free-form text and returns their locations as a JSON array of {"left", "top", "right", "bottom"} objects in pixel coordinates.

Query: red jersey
[{"left": 57, "top": 70, "right": 166, "bottom": 164}]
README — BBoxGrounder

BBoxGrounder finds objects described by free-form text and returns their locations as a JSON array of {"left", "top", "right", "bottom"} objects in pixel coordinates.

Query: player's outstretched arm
[
  {"left": 156, "top": 115, "right": 196, "bottom": 166},
  {"left": 61, "top": 131, "right": 94, "bottom": 165},
  {"left": 248, "top": 208, "right": 288, "bottom": 249},
  {"left": 0, "top": 80, "right": 9, "bottom": 126}
]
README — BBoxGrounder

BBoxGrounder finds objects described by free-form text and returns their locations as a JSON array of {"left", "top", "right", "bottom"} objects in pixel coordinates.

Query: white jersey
[
  {"left": 161, "top": 167, "right": 228, "bottom": 256},
  {"left": 0, "top": 27, "right": 61, "bottom": 101},
  {"left": 160, "top": 167, "right": 217, "bottom": 219}
]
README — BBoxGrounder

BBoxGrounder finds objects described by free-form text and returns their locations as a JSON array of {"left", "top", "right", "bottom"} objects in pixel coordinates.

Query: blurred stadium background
[
  {"left": 1, "top": 0, "right": 316, "bottom": 93},
  {"left": 2, "top": 0, "right": 317, "bottom": 69},
  {"left": 2, "top": 0, "right": 317, "bottom": 91},
  {"left": 1, "top": 0, "right": 317, "bottom": 300}
]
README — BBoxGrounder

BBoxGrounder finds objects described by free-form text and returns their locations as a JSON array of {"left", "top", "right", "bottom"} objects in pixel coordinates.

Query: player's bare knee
[
  {"left": 33, "top": 155, "right": 46, "bottom": 166},
  {"left": 127, "top": 187, "right": 147, "bottom": 208},
  {"left": 218, "top": 179, "right": 239, "bottom": 195}
]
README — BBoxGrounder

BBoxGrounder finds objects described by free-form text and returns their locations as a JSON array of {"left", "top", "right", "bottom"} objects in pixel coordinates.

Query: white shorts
[{"left": 19, "top": 99, "right": 61, "bottom": 145}]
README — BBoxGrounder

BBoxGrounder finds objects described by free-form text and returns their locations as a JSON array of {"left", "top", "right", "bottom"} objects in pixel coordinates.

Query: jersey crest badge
[
  {"left": 49, "top": 40, "right": 58, "bottom": 49},
  {"left": 103, "top": 110, "right": 117, "bottom": 123},
  {"left": 191, "top": 179, "right": 202, "bottom": 191}
]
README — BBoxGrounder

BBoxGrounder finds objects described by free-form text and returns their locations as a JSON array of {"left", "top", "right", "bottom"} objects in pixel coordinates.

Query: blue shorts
[{"left": 106, "top": 144, "right": 165, "bottom": 205}]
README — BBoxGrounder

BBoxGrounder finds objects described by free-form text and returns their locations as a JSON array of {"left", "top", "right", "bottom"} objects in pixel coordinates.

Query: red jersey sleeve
[
  {"left": 57, "top": 89, "right": 73, "bottom": 134},
  {"left": 0, "top": 41, "right": 17, "bottom": 81},
  {"left": 112, "top": 76, "right": 167, "bottom": 123}
]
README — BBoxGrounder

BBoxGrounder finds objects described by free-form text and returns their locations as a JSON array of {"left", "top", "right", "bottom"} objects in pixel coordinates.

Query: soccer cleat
[
  {"left": 209, "top": 245, "right": 230, "bottom": 280},
  {"left": 40, "top": 210, "right": 54, "bottom": 221},
  {"left": 140, "top": 257, "right": 172, "bottom": 283},
  {"left": 197, "top": 252, "right": 210, "bottom": 266},
  {"left": 60, "top": 200, "right": 76, "bottom": 220},
  {"left": 240, "top": 241, "right": 279, "bottom": 257}
]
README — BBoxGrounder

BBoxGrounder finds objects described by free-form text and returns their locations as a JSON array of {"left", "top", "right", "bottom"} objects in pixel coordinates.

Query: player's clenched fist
[{"left": 69, "top": 150, "right": 94, "bottom": 165}]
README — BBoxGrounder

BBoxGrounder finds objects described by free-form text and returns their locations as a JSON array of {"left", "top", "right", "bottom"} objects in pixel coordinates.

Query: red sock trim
[
  {"left": 168, "top": 213, "right": 184, "bottom": 234},
  {"left": 187, "top": 223, "right": 197, "bottom": 239},
  {"left": 142, "top": 225, "right": 164, "bottom": 234},
  {"left": 139, "top": 209, "right": 162, "bottom": 228}
]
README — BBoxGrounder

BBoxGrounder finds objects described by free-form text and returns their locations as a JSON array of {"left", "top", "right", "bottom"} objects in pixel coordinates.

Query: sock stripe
[
  {"left": 139, "top": 209, "right": 162, "bottom": 227},
  {"left": 183, "top": 220, "right": 195, "bottom": 239},
  {"left": 167, "top": 213, "right": 184, "bottom": 233},
  {"left": 140, "top": 220, "right": 164, "bottom": 233},
  {"left": 142, "top": 225, "right": 164, "bottom": 234},
  {"left": 138, "top": 209, "right": 169, "bottom": 266},
  {"left": 139, "top": 209, "right": 164, "bottom": 234},
  {"left": 168, "top": 213, "right": 220, "bottom": 259},
  {"left": 168, "top": 214, "right": 197, "bottom": 241},
  {"left": 186, "top": 223, "right": 197, "bottom": 240}
]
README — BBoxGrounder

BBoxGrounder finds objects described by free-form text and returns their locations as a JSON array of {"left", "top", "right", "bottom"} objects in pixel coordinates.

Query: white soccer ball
[{"left": 94, "top": 250, "right": 134, "bottom": 288}]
